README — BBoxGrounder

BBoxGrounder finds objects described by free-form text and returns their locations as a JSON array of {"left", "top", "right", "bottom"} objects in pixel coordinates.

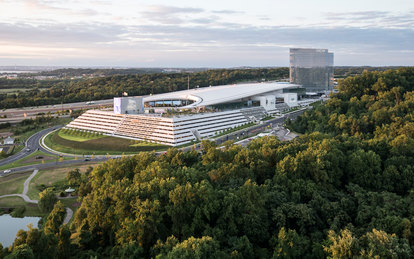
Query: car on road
[
  {"left": 3, "top": 169, "right": 11, "bottom": 174},
  {"left": 25, "top": 148, "right": 31, "bottom": 152}
]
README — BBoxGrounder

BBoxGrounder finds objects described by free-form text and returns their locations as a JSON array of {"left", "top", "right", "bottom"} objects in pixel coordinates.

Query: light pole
[{"left": 61, "top": 87, "right": 65, "bottom": 114}]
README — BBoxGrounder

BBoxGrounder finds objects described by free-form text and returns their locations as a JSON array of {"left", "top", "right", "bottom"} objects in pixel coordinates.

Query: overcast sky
[{"left": 0, "top": 0, "right": 413, "bottom": 67}]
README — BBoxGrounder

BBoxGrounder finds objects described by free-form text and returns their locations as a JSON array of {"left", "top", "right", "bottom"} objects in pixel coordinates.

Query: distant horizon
[{"left": 0, "top": 65, "right": 412, "bottom": 71}]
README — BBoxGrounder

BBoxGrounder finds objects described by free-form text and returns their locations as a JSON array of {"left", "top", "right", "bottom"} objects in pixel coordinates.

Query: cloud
[
  {"left": 122, "top": 23, "right": 414, "bottom": 52},
  {"left": 0, "top": 4, "right": 413, "bottom": 66},
  {"left": 212, "top": 10, "right": 243, "bottom": 14},
  {"left": 325, "top": 11, "right": 389, "bottom": 20},
  {"left": 0, "top": 22, "right": 126, "bottom": 46},
  {"left": 1, "top": 20, "right": 413, "bottom": 58},
  {"left": 20, "top": 0, "right": 100, "bottom": 17},
  {"left": 323, "top": 11, "right": 414, "bottom": 29},
  {"left": 138, "top": 5, "right": 206, "bottom": 25},
  {"left": 144, "top": 5, "right": 204, "bottom": 14}
]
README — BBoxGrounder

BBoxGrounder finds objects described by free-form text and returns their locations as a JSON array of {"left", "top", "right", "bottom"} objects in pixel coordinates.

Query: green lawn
[
  {"left": 214, "top": 122, "right": 255, "bottom": 138},
  {"left": 0, "top": 196, "right": 44, "bottom": 217},
  {"left": 0, "top": 150, "right": 73, "bottom": 171},
  {"left": 44, "top": 130, "right": 168, "bottom": 155},
  {"left": 282, "top": 107, "right": 301, "bottom": 114},
  {"left": 0, "top": 163, "right": 96, "bottom": 219},
  {"left": 130, "top": 141, "right": 166, "bottom": 147},
  {"left": 27, "top": 163, "right": 97, "bottom": 200},
  {"left": 0, "top": 171, "right": 31, "bottom": 195},
  {"left": 261, "top": 115, "right": 275, "bottom": 121},
  {"left": 58, "top": 130, "right": 105, "bottom": 142}
]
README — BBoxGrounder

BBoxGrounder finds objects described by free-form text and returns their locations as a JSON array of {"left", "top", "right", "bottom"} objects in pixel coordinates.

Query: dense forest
[
  {"left": 17, "top": 68, "right": 209, "bottom": 78},
  {"left": 1, "top": 68, "right": 414, "bottom": 258},
  {"left": 0, "top": 68, "right": 288, "bottom": 109},
  {"left": 333, "top": 66, "right": 403, "bottom": 78},
  {"left": 0, "top": 78, "right": 74, "bottom": 90}
]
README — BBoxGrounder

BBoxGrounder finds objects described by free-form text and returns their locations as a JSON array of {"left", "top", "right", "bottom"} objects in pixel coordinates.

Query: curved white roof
[{"left": 144, "top": 82, "right": 298, "bottom": 107}]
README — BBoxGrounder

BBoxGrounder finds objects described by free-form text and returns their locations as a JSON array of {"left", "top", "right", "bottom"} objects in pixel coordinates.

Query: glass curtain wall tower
[{"left": 289, "top": 48, "right": 334, "bottom": 93}]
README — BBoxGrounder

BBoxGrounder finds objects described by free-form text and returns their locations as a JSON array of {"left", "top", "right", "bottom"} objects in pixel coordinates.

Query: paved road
[
  {"left": 0, "top": 126, "right": 63, "bottom": 168},
  {"left": 22, "top": 169, "right": 39, "bottom": 203},
  {"left": 0, "top": 99, "right": 113, "bottom": 121}
]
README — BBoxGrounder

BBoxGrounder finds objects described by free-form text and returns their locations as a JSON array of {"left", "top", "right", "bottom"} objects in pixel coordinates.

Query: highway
[{"left": 0, "top": 99, "right": 113, "bottom": 124}]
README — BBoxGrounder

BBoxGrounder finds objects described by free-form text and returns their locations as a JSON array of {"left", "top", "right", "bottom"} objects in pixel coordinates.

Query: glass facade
[{"left": 289, "top": 48, "right": 334, "bottom": 93}]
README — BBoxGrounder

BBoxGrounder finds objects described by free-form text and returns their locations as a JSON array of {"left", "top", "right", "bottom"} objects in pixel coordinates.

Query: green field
[
  {"left": 44, "top": 130, "right": 168, "bottom": 155},
  {"left": 0, "top": 171, "right": 31, "bottom": 195},
  {"left": 27, "top": 163, "right": 99, "bottom": 200},
  {"left": 0, "top": 196, "right": 43, "bottom": 217},
  {"left": 0, "top": 163, "right": 98, "bottom": 218}
]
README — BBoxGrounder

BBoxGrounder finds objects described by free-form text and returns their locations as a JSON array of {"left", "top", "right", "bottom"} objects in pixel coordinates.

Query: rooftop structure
[
  {"left": 143, "top": 82, "right": 300, "bottom": 110},
  {"left": 3, "top": 136, "right": 14, "bottom": 145},
  {"left": 290, "top": 48, "right": 334, "bottom": 93},
  {"left": 114, "top": 97, "right": 144, "bottom": 114}
]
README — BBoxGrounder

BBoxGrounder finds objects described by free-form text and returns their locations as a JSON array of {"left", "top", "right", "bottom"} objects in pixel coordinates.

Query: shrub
[{"left": 10, "top": 206, "right": 26, "bottom": 218}]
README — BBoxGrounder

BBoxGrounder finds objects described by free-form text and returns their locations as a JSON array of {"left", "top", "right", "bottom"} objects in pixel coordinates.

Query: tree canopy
[
  {"left": 0, "top": 68, "right": 288, "bottom": 108},
  {"left": 1, "top": 68, "right": 413, "bottom": 258}
]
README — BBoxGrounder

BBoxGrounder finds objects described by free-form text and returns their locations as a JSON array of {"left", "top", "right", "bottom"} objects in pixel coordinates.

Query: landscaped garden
[{"left": 44, "top": 129, "right": 168, "bottom": 155}]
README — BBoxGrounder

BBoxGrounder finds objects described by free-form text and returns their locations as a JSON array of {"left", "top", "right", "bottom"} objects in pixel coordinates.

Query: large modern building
[
  {"left": 290, "top": 48, "right": 334, "bottom": 93},
  {"left": 66, "top": 82, "right": 302, "bottom": 146}
]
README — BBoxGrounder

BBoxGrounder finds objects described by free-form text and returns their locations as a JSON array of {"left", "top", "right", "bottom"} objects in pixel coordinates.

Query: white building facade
[
  {"left": 66, "top": 82, "right": 301, "bottom": 146},
  {"left": 66, "top": 107, "right": 266, "bottom": 146}
]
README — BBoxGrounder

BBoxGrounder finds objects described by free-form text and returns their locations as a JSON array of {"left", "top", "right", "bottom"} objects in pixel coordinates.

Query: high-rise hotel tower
[{"left": 290, "top": 48, "right": 334, "bottom": 93}]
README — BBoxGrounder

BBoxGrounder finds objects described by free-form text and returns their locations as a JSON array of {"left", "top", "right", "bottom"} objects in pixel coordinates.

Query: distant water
[{"left": 0, "top": 214, "right": 41, "bottom": 247}]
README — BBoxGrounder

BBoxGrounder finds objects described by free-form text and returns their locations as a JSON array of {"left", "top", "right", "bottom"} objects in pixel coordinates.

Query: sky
[{"left": 0, "top": 0, "right": 413, "bottom": 67}]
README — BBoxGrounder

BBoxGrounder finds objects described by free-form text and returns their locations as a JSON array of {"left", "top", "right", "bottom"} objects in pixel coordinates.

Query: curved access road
[
  {"left": 0, "top": 125, "right": 108, "bottom": 176},
  {"left": 0, "top": 126, "right": 64, "bottom": 168}
]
